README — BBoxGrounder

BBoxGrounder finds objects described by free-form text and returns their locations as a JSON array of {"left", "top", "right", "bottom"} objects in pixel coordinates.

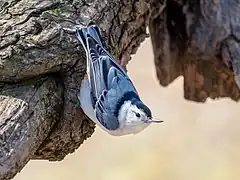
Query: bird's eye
[{"left": 135, "top": 113, "right": 141, "bottom": 118}]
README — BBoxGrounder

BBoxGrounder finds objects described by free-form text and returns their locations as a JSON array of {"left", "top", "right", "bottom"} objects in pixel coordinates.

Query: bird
[{"left": 76, "top": 24, "right": 163, "bottom": 136}]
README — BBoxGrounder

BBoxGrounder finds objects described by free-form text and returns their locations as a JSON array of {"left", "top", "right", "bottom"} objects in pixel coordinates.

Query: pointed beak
[{"left": 146, "top": 118, "right": 164, "bottom": 123}]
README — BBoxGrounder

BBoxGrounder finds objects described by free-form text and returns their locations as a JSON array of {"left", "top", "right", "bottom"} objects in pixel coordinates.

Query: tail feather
[
  {"left": 76, "top": 27, "right": 88, "bottom": 52},
  {"left": 87, "top": 25, "right": 103, "bottom": 47},
  {"left": 76, "top": 25, "right": 103, "bottom": 51},
  {"left": 76, "top": 24, "right": 106, "bottom": 98}
]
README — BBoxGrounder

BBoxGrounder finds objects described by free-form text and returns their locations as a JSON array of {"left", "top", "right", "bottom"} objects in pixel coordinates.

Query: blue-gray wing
[
  {"left": 95, "top": 65, "right": 139, "bottom": 130},
  {"left": 76, "top": 25, "right": 139, "bottom": 130},
  {"left": 95, "top": 90, "right": 120, "bottom": 130},
  {"left": 76, "top": 25, "right": 134, "bottom": 102},
  {"left": 86, "top": 36, "right": 132, "bottom": 99}
]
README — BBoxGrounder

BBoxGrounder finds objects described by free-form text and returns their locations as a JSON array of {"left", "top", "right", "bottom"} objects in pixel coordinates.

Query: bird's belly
[
  {"left": 108, "top": 123, "right": 150, "bottom": 136},
  {"left": 78, "top": 79, "right": 96, "bottom": 121}
]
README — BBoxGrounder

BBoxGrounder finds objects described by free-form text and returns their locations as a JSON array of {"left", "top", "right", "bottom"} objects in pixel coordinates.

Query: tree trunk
[
  {"left": 0, "top": 0, "right": 151, "bottom": 179},
  {"left": 149, "top": 0, "right": 240, "bottom": 102},
  {"left": 0, "top": 0, "right": 239, "bottom": 179}
]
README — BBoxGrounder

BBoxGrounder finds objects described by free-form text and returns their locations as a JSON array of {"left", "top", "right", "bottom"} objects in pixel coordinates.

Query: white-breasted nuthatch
[{"left": 77, "top": 24, "right": 163, "bottom": 136}]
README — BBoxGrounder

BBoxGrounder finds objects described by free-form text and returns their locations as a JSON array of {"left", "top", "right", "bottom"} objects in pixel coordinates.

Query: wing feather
[{"left": 77, "top": 25, "right": 139, "bottom": 130}]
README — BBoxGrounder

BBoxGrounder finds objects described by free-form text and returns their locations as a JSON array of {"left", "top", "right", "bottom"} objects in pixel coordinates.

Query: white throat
[{"left": 118, "top": 100, "right": 132, "bottom": 128}]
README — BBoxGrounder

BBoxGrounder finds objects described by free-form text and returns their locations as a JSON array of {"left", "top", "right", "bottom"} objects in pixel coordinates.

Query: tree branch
[
  {"left": 0, "top": 0, "right": 150, "bottom": 179},
  {"left": 1, "top": 0, "right": 240, "bottom": 179}
]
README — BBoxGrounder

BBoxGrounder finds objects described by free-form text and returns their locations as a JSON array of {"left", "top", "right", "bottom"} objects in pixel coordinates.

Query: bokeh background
[{"left": 14, "top": 38, "right": 240, "bottom": 180}]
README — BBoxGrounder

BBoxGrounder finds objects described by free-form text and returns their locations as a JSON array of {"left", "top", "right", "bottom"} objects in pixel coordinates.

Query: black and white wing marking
[
  {"left": 94, "top": 56, "right": 140, "bottom": 130},
  {"left": 77, "top": 25, "right": 139, "bottom": 130},
  {"left": 87, "top": 39, "right": 139, "bottom": 130}
]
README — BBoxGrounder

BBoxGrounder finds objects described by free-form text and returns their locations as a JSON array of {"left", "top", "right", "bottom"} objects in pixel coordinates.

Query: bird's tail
[
  {"left": 76, "top": 24, "right": 105, "bottom": 83},
  {"left": 76, "top": 24, "right": 104, "bottom": 53}
]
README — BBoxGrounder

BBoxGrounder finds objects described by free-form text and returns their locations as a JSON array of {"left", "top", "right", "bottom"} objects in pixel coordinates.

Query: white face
[
  {"left": 119, "top": 104, "right": 151, "bottom": 134},
  {"left": 116, "top": 101, "right": 162, "bottom": 136},
  {"left": 126, "top": 105, "right": 150, "bottom": 125}
]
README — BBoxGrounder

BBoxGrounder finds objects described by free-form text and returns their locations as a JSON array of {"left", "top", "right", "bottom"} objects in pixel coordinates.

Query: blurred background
[{"left": 14, "top": 38, "right": 240, "bottom": 180}]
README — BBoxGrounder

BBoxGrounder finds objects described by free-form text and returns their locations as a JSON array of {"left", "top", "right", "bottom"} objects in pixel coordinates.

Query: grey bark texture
[
  {"left": 0, "top": 0, "right": 152, "bottom": 179},
  {"left": 0, "top": 0, "right": 240, "bottom": 179}
]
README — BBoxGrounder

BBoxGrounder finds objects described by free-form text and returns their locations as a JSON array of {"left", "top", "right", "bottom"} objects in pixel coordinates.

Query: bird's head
[{"left": 117, "top": 100, "right": 163, "bottom": 135}]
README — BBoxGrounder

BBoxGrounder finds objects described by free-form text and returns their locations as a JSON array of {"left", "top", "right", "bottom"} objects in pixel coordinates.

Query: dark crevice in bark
[{"left": 166, "top": 0, "right": 187, "bottom": 54}]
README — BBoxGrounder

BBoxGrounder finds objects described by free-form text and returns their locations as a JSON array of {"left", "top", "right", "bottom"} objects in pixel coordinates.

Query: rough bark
[
  {"left": 149, "top": 0, "right": 240, "bottom": 102},
  {"left": 0, "top": 0, "right": 150, "bottom": 179},
  {"left": 0, "top": 76, "right": 63, "bottom": 179},
  {"left": 1, "top": 0, "right": 240, "bottom": 179}
]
